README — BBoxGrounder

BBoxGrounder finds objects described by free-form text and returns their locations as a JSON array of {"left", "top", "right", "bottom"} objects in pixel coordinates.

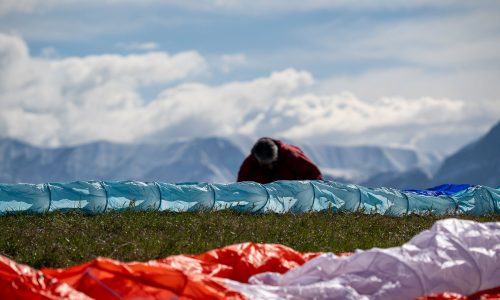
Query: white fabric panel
[{"left": 227, "top": 218, "right": 500, "bottom": 299}]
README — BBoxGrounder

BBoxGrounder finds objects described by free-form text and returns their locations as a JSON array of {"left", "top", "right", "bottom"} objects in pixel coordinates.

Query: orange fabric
[
  {"left": 38, "top": 242, "right": 321, "bottom": 299},
  {"left": 163, "top": 242, "right": 322, "bottom": 283},
  {"left": 0, "top": 255, "right": 90, "bottom": 300},
  {"left": 42, "top": 258, "right": 241, "bottom": 300},
  {"left": 2, "top": 243, "right": 497, "bottom": 300}
]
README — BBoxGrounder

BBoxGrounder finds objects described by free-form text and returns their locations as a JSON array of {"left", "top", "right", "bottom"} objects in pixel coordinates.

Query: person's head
[{"left": 251, "top": 138, "right": 279, "bottom": 169}]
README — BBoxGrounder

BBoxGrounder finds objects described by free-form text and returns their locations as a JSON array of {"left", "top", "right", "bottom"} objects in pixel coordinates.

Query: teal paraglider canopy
[{"left": 0, "top": 180, "right": 498, "bottom": 215}]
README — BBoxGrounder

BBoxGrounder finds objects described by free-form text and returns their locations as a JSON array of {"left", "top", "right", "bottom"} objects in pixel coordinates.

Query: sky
[{"left": 0, "top": 0, "right": 499, "bottom": 155}]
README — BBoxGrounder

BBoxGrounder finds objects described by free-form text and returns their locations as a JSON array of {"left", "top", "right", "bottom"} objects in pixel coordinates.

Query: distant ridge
[
  {"left": 362, "top": 121, "right": 500, "bottom": 188},
  {"left": 0, "top": 137, "right": 244, "bottom": 183},
  {"left": 0, "top": 136, "right": 437, "bottom": 184},
  {"left": 433, "top": 121, "right": 500, "bottom": 186}
]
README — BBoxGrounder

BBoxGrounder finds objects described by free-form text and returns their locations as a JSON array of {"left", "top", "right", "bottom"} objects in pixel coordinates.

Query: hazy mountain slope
[
  {"left": 362, "top": 168, "right": 432, "bottom": 189},
  {"left": 0, "top": 136, "right": 441, "bottom": 184},
  {"left": 362, "top": 121, "right": 500, "bottom": 189},
  {"left": 0, "top": 137, "right": 244, "bottom": 183},
  {"left": 299, "top": 144, "right": 439, "bottom": 183},
  {"left": 432, "top": 121, "right": 500, "bottom": 186}
]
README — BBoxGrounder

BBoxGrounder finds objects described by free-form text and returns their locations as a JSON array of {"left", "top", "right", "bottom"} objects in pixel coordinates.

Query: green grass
[{"left": 0, "top": 211, "right": 498, "bottom": 269}]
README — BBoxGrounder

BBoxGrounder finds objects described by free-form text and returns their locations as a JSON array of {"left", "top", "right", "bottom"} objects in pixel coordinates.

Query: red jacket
[{"left": 237, "top": 140, "right": 323, "bottom": 184}]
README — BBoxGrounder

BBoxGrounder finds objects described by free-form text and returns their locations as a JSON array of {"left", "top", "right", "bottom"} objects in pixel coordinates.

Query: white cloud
[
  {"left": 40, "top": 46, "right": 58, "bottom": 58},
  {"left": 143, "top": 68, "right": 314, "bottom": 138},
  {"left": 217, "top": 53, "right": 247, "bottom": 74},
  {"left": 346, "top": 11, "right": 500, "bottom": 68},
  {"left": 316, "top": 68, "right": 500, "bottom": 104},
  {"left": 250, "top": 7, "right": 500, "bottom": 74},
  {"left": 117, "top": 42, "right": 159, "bottom": 51},
  {"left": 0, "top": 33, "right": 498, "bottom": 154},
  {"left": 0, "top": 33, "right": 207, "bottom": 146}
]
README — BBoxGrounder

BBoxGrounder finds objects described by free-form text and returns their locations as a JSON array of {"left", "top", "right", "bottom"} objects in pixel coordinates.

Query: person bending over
[{"left": 237, "top": 137, "right": 323, "bottom": 184}]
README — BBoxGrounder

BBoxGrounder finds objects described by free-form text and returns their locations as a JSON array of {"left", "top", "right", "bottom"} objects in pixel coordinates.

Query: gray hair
[{"left": 251, "top": 138, "right": 278, "bottom": 163}]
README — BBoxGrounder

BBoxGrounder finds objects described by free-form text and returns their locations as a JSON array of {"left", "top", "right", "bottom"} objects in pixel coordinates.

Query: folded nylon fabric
[
  {"left": 404, "top": 184, "right": 473, "bottom": 196},
  {"left": 226, "top": 218, "right": 500, "bottom": 299},
  {"left": 1, "top": 242, "right": 321, "bottom": 299},
  {"left": 1, "top": 219, "right": 499, "bottom": 299},
  {"left": 1, "top": 181, "right": 499, "bottom": 215}
]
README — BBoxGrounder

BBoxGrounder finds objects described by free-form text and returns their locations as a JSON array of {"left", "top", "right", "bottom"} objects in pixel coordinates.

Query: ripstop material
[
  {"left": 0, "top": 181, "right": 499, "bottom": 215},
  {"left": 1, "top": 242, "right": 322, "bottom": 300},
  {"left": 226, "top": 218, "right": 500, "bottom": 299},
  {"left": 404, "top": 184, "right": 473, "bottom": 196},
  {"left": 0, "top": 219, "right": 499, "bottom": 299}
]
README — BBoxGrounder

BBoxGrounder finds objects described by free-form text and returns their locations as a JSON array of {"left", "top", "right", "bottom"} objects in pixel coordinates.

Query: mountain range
[
  {"left": 0, "top": 137, "right": 242, "bottom": 183},
  {"left": 0, "top": 121, "right": 498, "bottom": 188},
  {"left": 362, "top": 121, "right": 500, "bottom": 188}
]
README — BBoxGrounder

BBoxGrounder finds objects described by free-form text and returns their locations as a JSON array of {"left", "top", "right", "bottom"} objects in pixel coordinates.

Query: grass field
[{"left": 0, "top": 211, "right": 498, "bottom": 269}]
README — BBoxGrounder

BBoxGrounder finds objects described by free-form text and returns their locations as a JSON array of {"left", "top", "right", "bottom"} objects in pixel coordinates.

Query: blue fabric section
[
  {"left": 404, "top": 184, "right": 473, "bottom": 196},
  {"left": 0, "top": 181, "right": 498, "bottom": 216}
]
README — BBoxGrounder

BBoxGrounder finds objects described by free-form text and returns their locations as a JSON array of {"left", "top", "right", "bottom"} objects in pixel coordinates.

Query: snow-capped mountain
[
  {"left": 362, "top": 121, "right": 500, "bottom": 188},
  {"left": 432, "top": 121, "right": 500, "bottom": 186},
  {"left": 299, "top": 144, "right": 440, "bottom": 183},
  {"left": 0, "top": 137, "right": 244, "bottom": 183},
  {"left": 0, "top": 136, "right": 439, "bottom": 184}
]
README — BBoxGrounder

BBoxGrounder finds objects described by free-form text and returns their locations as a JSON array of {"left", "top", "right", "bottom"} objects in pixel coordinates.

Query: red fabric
[
  {"left": 0, "top": 255, "right": 90, "bottom": 300},
  {"left": 166, "top": 242, "right": 323, "bottom": 283},
  {"left": 0, "top": 242, "right": 322, "bottom": 299},
  {"left": 418, "top": 285, "right": 500, "bottom": 300},
  {"left": 42, "top": 258, "right": 241, "bottom": 300},
  {"left": 6, "top": 242, "right": 498, "bottom": 300},
  {"left": 237, "top": 140, "right": 323, "bottom": 183}
]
